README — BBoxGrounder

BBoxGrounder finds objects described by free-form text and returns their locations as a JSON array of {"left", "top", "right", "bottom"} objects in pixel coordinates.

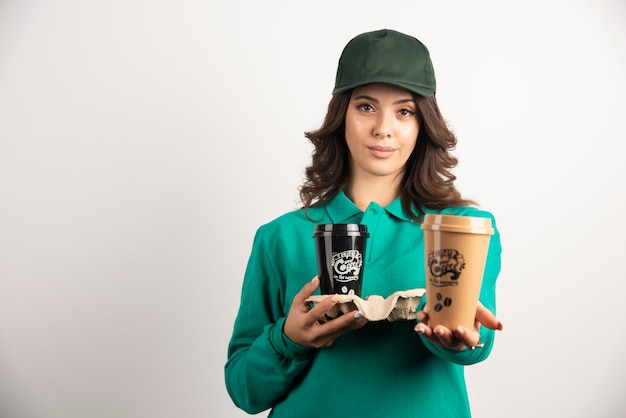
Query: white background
[{"left": 1, "top": 0, "right": 625, "bottom": 417}]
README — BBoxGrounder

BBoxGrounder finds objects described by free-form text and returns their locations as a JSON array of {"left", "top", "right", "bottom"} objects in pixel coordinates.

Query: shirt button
[{"left": 369, "top": 209, "right": 378, "bottom": 214}]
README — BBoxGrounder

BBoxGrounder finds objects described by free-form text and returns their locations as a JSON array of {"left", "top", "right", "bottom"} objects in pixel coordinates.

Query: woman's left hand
[{"left": 414, "top": 301, "right": 503, "bottom": 351}]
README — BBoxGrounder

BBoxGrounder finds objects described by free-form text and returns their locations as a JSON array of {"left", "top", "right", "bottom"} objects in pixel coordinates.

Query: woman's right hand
[{"left": 283, "top": 277, "right": 368, "bottom": 348}]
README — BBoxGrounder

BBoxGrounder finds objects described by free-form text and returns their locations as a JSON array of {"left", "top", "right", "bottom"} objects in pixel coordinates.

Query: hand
[
  {"left": 413, "top": 301, "right": 503, "bottom": 351},
  {"left": 284, "top": 277, "right": 368, "bottom": 348}
]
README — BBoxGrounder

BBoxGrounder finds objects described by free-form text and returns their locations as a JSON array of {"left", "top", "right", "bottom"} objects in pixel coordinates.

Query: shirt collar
[
  {"left": 325, "top": 191, "right": 363, "bottom": 223},
  {"left": 383, "top": 196, "right": 416, "bottom": 222},
  {"left": 325, "top": 191, "right": 417, "bottom": 223}
]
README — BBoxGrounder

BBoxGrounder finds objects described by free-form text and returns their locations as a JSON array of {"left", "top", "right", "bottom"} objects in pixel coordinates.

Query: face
[{"left": 344, "top": 83, "right": 419, "bottom": 185}]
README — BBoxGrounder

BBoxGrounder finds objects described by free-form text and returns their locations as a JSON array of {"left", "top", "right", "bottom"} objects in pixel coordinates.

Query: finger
[
  {"left": 337, "top": 310, "right": 367, "bottom": 329},
  {"left": 319, "top": 309, "right": 364, "bottom": 332},
  {"left": 307, "top": 294, "right": 340, "bottom": 325},
  {"left": 453, "top": 326, "right": 481, "bottom": 348},
  {"left": 344, "top": 314, "right": 369, "bottom": 332},
  {"left": 414, "top": 322, "right": 433, "bottom": 338},
  {"left": 301, "top": 276, "right": 321, "bottom": 298},
  {"left": 293, "top": 277, "right": 324, "bottom": 311},
  {"left": 475, "top": 301, "right": 504, "bottom": 331},
  {"left": 314, "top": 310, "right": 366, "bottom": 348},
  {"left": 433, "top": 325, "right": 464, "bottom": 350},
  {"left": 416, "top": 310, "right": 428, "bottom": 322}
]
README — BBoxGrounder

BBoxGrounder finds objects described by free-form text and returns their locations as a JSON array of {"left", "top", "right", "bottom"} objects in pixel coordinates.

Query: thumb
[{"left": 475, "top": 302, "right": 503, "bottom": 331}]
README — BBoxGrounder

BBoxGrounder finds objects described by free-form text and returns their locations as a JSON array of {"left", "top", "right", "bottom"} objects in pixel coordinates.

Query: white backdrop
[{"left": 1, "top": 0, "right": 625, "bottom": 417}]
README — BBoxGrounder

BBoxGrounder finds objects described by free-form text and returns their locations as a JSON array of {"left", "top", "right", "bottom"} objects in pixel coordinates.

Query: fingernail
[
  {"left": 435, "top": 329, "right": 445, "bottom": 336},
  {"left": 330, "top": 294, "right": 339, "bottom": 303},
  {"left": 415, "top": 327, "right": 424, "bottom": 334},
  {"left": 497, "top": 322, "right": 504, "bottom": 331},
  {"left": 311, "top": 276, "right": 319, "bottom": 283},
  {"left": 354, "top": 311, "right": 363, "bottom": 319}
]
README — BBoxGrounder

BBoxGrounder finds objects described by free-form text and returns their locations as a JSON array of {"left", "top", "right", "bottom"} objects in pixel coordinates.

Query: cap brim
[{"left": 333, "top": 80, "right": 435, "bottom": 97}]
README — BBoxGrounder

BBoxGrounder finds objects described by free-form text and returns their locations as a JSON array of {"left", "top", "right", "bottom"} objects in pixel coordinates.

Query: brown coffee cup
[{"left": 421, "top": 214, "right": 494, "bottom": 330}]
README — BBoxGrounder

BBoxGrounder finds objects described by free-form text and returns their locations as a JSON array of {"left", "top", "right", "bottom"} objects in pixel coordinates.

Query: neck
[{"left": 346, "top": 175, "right": 401, "bottom": 211}]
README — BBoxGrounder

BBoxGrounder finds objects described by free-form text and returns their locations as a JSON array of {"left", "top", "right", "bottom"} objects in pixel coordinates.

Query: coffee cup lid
[
  {"left": 421, "top": 214, "right": 494, "bottom": 235},
  {"left": 312, "top": 223, "right": 369, "bottom": 237}
]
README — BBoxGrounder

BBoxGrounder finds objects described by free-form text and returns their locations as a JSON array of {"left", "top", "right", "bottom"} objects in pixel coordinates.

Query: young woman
[{"left": 225, "top": 28, "right": 503, "bottom": 417}]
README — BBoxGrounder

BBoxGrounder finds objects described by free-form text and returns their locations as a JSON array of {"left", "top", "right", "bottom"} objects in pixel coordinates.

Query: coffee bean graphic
[
  {"left": 434, "top": 293, "right": 443, "bottom": 312},
  {"left": 433, "top": 292, "right": 452, "bottom": 312}
]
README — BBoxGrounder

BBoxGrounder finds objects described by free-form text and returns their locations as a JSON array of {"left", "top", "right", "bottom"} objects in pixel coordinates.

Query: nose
[
  {"left": 373, "top": 112, "right": 392, "bottom": 138},
  {"left": 374, "top": 128, "right": 390, "bottom": 138}
]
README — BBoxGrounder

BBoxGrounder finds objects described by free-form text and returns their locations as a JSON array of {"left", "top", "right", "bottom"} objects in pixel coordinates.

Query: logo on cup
[
  {"left": 428, "top": 249, "right": 465, "bottom": 287},
  {"left": 331, "top": 249, "right": 363, "bottom": 282}
]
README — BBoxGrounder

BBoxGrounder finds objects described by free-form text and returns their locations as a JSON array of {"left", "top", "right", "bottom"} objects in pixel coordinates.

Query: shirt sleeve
[
  {"left": 417, "top": 209, "right": 502, "bottom": 365},
  {"left": 224, "top": 225, "right": 315, "bottom": 414}
]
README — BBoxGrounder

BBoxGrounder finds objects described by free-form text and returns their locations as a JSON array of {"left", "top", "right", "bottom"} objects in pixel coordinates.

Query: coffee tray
[{"left": 306, "top": 288, "right": 425, "bottom": 323}]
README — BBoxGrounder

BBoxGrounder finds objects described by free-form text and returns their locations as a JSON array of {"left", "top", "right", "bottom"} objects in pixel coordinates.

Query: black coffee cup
[{"left": 312, "top": 224, "right": 369, "bottom": 296}]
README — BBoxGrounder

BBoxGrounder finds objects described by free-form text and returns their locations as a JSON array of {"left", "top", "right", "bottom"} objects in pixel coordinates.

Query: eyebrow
[{"left": 352, "top": 95, "right": 415, "bottom": 105}]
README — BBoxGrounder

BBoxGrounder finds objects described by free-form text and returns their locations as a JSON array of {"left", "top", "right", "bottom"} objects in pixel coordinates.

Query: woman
[{"left": 225, "top": 28, "right": 503, "bottom": 417}]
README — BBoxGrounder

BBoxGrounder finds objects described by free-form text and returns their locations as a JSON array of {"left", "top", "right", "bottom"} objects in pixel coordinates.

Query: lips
[{"left": 368, "top": 146, "right": 396, "bottom": 159}]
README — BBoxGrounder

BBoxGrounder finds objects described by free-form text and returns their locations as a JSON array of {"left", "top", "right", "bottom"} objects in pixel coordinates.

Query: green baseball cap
[{"left": 333, "top": 29, "right": 436, "bottom": 97}]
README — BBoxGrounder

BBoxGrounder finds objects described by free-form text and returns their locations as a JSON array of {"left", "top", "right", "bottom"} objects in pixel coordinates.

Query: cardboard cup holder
[{"left": 306, "top": 288, "right": 425, "bottom": 322}]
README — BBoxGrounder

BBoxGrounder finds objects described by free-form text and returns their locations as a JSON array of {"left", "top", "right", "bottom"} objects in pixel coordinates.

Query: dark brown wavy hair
[{"left": 299, "top": 90, "right": 476, "bottom": 221}]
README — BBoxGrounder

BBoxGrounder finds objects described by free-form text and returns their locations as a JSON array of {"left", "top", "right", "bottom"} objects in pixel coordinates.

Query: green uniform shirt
[{"left": 225, "top": 191, "right": 502, "bottom": 417}]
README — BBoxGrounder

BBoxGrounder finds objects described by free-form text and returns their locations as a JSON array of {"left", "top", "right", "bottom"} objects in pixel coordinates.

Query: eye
[
  {"left": 356, "top": 103, "right": 375, "bottom": 112},
  {"left": 399, "top": 108, "right": 416, "bottom": 117}
]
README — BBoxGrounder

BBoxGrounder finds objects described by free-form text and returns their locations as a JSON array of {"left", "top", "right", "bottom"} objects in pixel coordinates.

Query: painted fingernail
[
  {"left": 354, "top": 311, "right": 363, "bottom": 319},
  {"left": 415, "top": 328, "right": 424, "bottom": 334}
]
